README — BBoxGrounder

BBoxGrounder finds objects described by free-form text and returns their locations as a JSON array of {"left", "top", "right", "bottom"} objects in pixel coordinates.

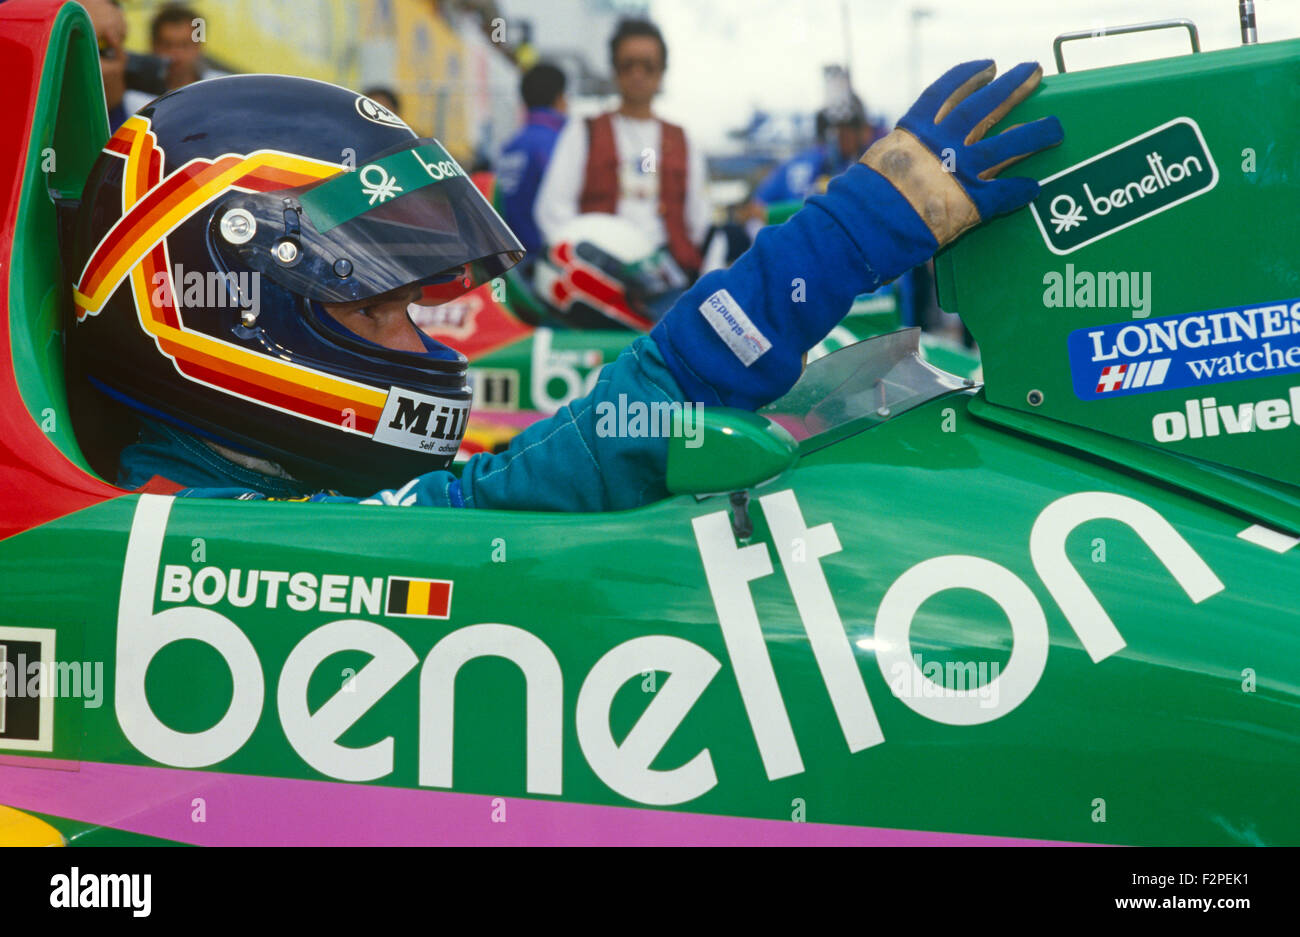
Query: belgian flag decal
[{"left": 385, "top": 576, "right": 453, "bottom": 619}]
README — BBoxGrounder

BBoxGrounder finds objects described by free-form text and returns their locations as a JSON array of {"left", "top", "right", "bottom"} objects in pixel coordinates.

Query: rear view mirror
[{"left": 665, "top": 407, "right": 798, "bottom": 496}]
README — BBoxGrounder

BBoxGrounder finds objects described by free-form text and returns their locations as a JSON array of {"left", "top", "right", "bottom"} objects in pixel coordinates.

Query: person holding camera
[
  {"left": 85, "top": 1, "right": 225, "bottom": 131},
  {"left": 148, "top": 3, "right": 226, "bottom": 93},
  {"left": 83, "top": 0, "right": 130, "bottom": 129}
]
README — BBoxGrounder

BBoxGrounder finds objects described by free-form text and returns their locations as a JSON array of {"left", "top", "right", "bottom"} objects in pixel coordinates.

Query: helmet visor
[{"left": 214, "top": 138, "right": 524, "bottom": 304}]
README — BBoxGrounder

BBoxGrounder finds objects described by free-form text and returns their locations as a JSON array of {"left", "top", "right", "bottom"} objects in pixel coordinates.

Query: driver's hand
[{"left": 861, "top": 60, "right": 1063, "bottom": 248}]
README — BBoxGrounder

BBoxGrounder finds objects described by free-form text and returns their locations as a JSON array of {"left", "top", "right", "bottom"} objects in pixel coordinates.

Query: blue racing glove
[
  {"left": 865, "top": 59, "right": 1064, "bottom": 246},
  {"left": 652, "top": 59, "right": 1062, "bottom": 410}
]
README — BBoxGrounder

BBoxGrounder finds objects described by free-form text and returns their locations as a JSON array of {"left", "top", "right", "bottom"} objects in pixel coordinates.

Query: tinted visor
[{"left": 214, "top": 138, "right": 524, "bottom": 304}]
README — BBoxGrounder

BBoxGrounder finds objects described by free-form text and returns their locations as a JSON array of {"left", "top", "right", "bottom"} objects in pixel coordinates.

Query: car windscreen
[{"left": 760, "top": 328, "right": 973, "bottom": 451}]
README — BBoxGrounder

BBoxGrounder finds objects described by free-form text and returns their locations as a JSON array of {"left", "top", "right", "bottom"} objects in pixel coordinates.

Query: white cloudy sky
[{"left": 641, "top": 0, "right": 1300, "bottom": 148}]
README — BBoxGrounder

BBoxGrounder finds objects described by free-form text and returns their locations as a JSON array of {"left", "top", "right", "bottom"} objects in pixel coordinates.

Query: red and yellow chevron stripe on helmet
[{"left": 74, "top": 115, "right": 389, "bottom": 435}]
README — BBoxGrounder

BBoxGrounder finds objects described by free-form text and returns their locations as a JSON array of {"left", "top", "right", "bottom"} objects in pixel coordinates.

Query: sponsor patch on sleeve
[{"left": 698, "top": 288, "right": 772, "bottom": 367}]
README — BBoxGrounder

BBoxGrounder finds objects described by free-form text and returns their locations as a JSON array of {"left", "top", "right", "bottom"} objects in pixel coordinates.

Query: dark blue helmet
[{"left": 70, "top": 75, "right": 524, "bottom": 494}]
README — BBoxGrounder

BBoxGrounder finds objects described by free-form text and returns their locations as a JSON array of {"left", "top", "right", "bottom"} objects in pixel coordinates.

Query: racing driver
[{"left": 69, "top": 62, "right": 1062, "bottom": 511}]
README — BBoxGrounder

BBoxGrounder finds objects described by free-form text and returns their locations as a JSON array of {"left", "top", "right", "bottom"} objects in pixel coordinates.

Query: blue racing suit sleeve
[
  {"left": 651, "top": 162, "right": 937, "bottom": 411},
  {"left": 357, "top": 161, "right": 945, "bottom": 512},
  {"left": 652, "top": 59, "right": 1061, "bottom": 412}
]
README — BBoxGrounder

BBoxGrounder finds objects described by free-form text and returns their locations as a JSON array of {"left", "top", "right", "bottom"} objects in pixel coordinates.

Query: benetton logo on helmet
[
  {"left": 300, "top": 142, "right": 467, "bottom": 234},
  {"left": 372, "top": 386, "right": 469, "bottom": 457},
  {"left": 1029, "top": 117, "right": 1218, "bottom": 255}
]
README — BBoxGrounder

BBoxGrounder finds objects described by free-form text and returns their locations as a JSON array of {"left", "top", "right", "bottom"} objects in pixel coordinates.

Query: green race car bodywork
[{"left": 0, "top": 2, "right": 1295, "bottom": 846}]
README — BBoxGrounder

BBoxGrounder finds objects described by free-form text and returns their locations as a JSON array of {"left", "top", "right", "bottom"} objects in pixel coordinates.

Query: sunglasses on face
[{"left": 615, "top": 58, "right": 663, "bottom": 76}]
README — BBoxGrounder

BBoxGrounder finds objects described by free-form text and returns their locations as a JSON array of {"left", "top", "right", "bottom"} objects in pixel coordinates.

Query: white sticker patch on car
[{"left": 372, "top": 387, "right": 470, "bottom": 457}]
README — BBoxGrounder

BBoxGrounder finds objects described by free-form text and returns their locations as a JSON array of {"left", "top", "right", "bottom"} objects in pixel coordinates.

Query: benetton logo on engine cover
[{"left": 1029, "top": 117, "right": 1218, "bottom": 255}]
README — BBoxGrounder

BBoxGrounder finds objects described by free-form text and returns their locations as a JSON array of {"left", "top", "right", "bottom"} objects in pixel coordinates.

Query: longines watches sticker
[
  {"left": 1029, "top": 117, "right": 1218, "bottom": 255},
  {"left": 1068, "top": 297, "right": 1300, "bottom": 401}
]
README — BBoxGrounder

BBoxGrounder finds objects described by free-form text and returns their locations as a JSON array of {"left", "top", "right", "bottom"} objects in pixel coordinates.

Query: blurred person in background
[
  {"left": 535, "top": 18, "right": 710, "bottom": 279},
  {"left": 496, "top": 63, "right": 568, "bottom": 260},
  {"left": 754, "top": 109, "right": 831, "bottom": 208},
  {"left": 702, "top": 98, "right": 885, "bottom": 275},
  {"left": 753, "top": 95, "right": 884, "bottom": 209},
  {"left": 117, "top": 3, "right": 227, "bottom": 115},
  {"left": 150, "top": 3, "right": 204, "bottom": 90},
  {"left": 150, "top": 3, "right": 226, "bottom": 90},
  {"left": 84, "top": 0, "right": 129, "bottom": 129}
]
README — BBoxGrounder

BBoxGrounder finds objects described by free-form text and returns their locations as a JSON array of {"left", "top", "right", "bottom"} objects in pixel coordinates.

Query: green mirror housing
[{"left": 665, "top": 407, "right": 799, "bottom": 496}]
